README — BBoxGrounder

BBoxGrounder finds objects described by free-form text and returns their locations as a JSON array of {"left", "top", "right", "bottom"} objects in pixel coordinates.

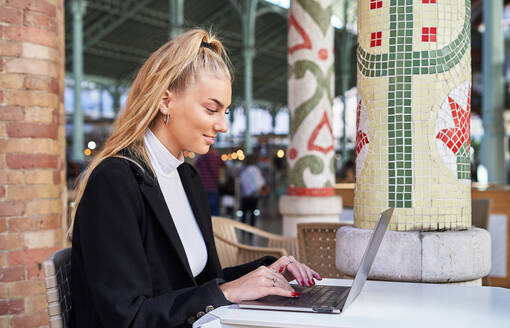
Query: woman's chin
[{"left": 192, "top": 145, "right": 211, "bottom": 155}]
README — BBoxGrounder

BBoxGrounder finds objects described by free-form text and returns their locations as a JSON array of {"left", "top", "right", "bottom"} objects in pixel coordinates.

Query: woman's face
[{"left": 156, "top": 72, "right": 231, "bottom": 157}]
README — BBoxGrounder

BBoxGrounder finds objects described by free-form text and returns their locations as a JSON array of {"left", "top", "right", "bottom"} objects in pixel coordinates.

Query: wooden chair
[
  {"left": 297, "top": 222, "right": 352, "bottom": 279},
  {"left": 43, "top": 247, "right": 72, "bottom": 328},
  {"left": 212, "top": 216, "right": 298, "bottom": 268},
  {"left": 472, "top": 198, "right": 492, "bottom": 230},
  {"left": 471, "top": 198, "right": 492, "bottom": 286}
]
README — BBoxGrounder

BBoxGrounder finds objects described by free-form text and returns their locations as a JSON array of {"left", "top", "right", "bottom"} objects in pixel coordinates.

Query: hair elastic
[{"left": 200, "top": 41, "right": 214, "bottom": 50}]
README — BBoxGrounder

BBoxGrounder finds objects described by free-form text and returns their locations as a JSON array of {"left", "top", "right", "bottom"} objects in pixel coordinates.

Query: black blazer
[{"left": 70, "top": 156, "right": 275, "bottom": 328}]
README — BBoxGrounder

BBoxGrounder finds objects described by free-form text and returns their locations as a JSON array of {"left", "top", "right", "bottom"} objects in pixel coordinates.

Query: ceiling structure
[
  {"left": 64, "top": 0, "right": 357, "bottom": 111},
  {"left": 64, "top": 0, "right": 507, "bottom": 114}
]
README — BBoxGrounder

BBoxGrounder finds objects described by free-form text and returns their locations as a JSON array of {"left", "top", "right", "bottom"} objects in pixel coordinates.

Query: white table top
[{"left": 194, "top": 278, "right": 510, "bottom": 328}]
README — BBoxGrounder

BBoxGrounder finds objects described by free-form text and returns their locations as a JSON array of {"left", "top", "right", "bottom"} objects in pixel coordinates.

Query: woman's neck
[{"left": 149, "top": 121, "right": 183, "bottom": 160}]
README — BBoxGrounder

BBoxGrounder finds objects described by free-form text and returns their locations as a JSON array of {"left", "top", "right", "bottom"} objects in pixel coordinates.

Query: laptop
[{"left": 239, "top": 208, "right": 394, "bottom": 314}]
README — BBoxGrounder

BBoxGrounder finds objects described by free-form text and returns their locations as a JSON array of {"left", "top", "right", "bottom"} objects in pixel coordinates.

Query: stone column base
[
  {"left": 336, "top": 227, "right": 491, "bottom": 283},
  {"left": 279, "top": 195, "right": 342, "bottom": 237},
  {"left": 340, "top": 275, "right": 482, "bottom": 285}
]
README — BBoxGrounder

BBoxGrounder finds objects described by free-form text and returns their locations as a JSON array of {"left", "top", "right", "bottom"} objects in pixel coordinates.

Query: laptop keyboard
[{"left": 281, "top": 285, "right": 350, "bottom": 308}]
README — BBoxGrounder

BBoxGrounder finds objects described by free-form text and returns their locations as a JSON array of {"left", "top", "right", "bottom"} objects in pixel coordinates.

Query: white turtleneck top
[{"left": 144, "top": 129, "right": 208, "bottom": 277}]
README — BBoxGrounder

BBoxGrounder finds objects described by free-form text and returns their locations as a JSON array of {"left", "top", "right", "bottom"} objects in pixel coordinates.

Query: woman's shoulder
[
  {"left": 92, "top": 156, "right": 134, "bottom": 176},
  {"left": 88, "top": 156, "right": 146, "bottom": 188}
]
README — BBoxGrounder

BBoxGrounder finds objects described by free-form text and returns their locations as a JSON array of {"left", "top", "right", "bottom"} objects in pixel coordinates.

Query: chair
[
  {"left": 43, "top": 248, "right": 72, "bottom": 328},
  {"left": 297, "top": 222, "right": 352, "bottom": 279},
  {"left": 471, "top": 198, "right": 492, "bottom": 286},
  {"left": 212, "top": 216, "right": 299, "bottom": 267},
  {"left": 472, "top": 198, "right": 492, "bottom": 230}
]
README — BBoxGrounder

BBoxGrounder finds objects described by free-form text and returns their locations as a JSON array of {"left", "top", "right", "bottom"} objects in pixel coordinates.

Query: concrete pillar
[
  {"left": 112, "top": 83, "right": 121, "bottom": 116},
  {"left": 270, "top": 107, "right": 278, "bottom": 132},
  {"left": 339, "top": 0, "right": 353, "bottom": 165},
  {"left": 336, "top": 0, "right": 490, "bottom": 284},
  {"left": 279, "top": 0, "right": 342, "bottom": 237},
  {"left": 480, "top": 0, "right": 506, "bottom": 184},
  {"left": 169, "top": 0, "right": 184, "bottom": 40},
  {"left": 0, "top": 0, "right": 67, "bottom": 325},
  {"left": 71, "top": 0, "right": 86, "bottom": 162},
  {"left": 240, "top": 0, "right": 257, "bottom": 155}
]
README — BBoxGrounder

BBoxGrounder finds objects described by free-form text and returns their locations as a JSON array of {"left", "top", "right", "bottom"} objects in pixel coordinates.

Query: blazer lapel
[{"left": 139, "top": 181, "right": 195, "bottom": 282}]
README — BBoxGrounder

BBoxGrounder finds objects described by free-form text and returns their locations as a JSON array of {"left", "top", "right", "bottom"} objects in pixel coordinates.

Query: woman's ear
[{"left": 159, "top": 90, "right": 172, "bottom": 114}]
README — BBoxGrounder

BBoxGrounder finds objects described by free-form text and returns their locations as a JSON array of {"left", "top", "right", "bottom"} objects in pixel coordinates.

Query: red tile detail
[
  {"left": 307, "top": 111, "right": 334, "bottom": 154},
  {"left": 422, "top": 27, "right": 437, "bottom": 43},
  {"left": 370, "top": 31, "right": 382, "bottom": 48},
  {"left": 356, "top": 100, "right": 369, "bottom": 155},
  {"left": 287, "top": 13, "right": 312, "bottom": 54},
  {"left": 370, "top": 0, "right": 382, "bottom": 9},
  {"left": 436, "top": 88, "right": 471, "bottom": 154}
]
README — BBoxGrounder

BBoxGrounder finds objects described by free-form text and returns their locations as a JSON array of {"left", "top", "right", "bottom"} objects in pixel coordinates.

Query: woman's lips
[{"left": 204, "top": 135, "right": 215, "bottom": 144}]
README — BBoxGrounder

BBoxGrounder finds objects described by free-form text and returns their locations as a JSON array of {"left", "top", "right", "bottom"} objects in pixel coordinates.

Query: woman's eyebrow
[{"left": 208, "top": 98, "right": 229, "bottom": 109}]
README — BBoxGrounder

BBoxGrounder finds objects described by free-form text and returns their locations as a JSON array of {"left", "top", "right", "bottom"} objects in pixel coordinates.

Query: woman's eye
[
  {"left": 225, "top": 108, "right": 230, "bottom": 115},
  {"left": 206, "top": 107, "right": 217, "bottom": 113}
]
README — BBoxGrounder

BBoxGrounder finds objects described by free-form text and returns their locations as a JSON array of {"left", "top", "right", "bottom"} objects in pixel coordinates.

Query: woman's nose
[{"left": 214, "top": 114, "right": 228, "bottom": 133}]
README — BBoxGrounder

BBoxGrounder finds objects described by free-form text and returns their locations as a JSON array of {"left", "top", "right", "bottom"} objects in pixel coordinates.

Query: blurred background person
[
  {"left": 239, "top": 154, "right": 270, "bottom": 227},
  {"left": 219, "top": 160, "right": 237, "bottom": 217},
  {"left": 195, "top": 147, "right": 225, "bottom": 216}
]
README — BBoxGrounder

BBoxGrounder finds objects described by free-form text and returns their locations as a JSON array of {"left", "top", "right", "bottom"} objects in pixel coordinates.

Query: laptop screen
[{"left": 343, "top": 207, "right": 394, "bottom": 309}]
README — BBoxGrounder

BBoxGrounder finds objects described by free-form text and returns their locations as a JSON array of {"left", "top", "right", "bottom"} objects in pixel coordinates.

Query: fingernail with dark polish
[
  {"left": 291, "top": 292, "right": 300, "bottom": 297},
  {"left": 279, "top": 266, "right": 285, "bottom": 273}
]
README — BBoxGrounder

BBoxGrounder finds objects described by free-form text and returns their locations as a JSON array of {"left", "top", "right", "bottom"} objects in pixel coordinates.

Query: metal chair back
[
  {"left": 43, "top": 247, "right": 72, "bottom": 328},
  {"left": 297, "top": 222, "right": 352, "bottom": 278},
  {"left": 472, "top": 198, "right": 492, "bottom": 230}
]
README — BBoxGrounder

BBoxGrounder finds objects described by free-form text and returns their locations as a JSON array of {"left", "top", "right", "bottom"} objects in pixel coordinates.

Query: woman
[{"left": 70, "top": 29, "right": 321, "bottom": 328}]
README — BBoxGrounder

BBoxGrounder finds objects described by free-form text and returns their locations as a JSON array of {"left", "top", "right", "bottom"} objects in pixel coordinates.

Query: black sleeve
[
  {"left": 222, "top": 256, "right": 277, "bottom": 282},
  {"left": 75, "top": 161, "right": 229, "bottom": 327}
]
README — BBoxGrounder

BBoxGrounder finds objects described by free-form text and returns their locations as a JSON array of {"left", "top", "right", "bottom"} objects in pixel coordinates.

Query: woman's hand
[
  {"left": 219, "top": 266, "right": 299, "bottom": 303},
  {"left": 268, "top": 256, "right": 322, "bottom": 287}
]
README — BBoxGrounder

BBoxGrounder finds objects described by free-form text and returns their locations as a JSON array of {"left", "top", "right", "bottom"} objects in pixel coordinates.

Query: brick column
[{"left": 0, "top": 0, "right": 66, "bottom": 326}]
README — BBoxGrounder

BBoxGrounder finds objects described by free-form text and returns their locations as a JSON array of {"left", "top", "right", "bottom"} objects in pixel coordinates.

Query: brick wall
[{"left": 0, "top": 0, "right": 66, "bottom": 327}]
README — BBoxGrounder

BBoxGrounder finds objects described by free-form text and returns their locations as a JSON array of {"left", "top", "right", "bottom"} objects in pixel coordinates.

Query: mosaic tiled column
[
  {"left": 355, "top": 0, "right": 472, "bottom": 231},
  {"left": 336, "top": 0, "right": 491, "bottom": 284},
  {"left": 279, "top": 0, "right": 342, "bottom": 237}
]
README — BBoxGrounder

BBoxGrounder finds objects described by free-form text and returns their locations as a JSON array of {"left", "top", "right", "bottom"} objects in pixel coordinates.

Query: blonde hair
[{"left": 69, "top": 29, "right": 232, "bottom": 238}]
